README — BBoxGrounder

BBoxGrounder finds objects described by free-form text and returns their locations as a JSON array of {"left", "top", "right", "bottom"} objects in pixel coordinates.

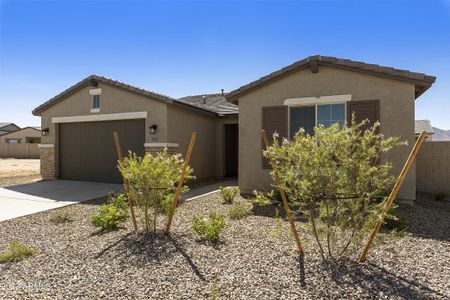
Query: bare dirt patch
[{"left": 0, "top": 159, "right": 41, "bottom": 187}]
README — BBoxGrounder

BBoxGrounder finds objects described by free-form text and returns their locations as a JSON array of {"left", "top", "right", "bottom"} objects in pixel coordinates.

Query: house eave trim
[
  {"left": 144, "top": 142, "right": 179, "bottom": 148},
  {"left": 284, "top": 94, "right": 352, "bottom": 106},
  {"left": 52, "top": 111, "right": 148, "bottom": 123}
]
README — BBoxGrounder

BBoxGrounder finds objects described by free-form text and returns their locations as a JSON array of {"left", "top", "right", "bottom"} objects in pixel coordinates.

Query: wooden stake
[
  {"left": 165, "top": 132, "right": 197, "bottom": 234},
  {"left": 261, "top": 130, "right": 304, "bottom": 254},
  {"left": 113, "top": 131, "right": 138, "bottom": 232},
  {"left": 359, "top": 131, "right": 427, "bottom": 262}
]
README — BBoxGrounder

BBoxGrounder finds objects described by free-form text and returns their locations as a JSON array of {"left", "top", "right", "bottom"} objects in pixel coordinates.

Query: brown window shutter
[
  {"left": 261, "top": 106, "right": 288, "bottom": 169},
  {"left": 347, "top": 100, "right": 380, "bottom": 130}
]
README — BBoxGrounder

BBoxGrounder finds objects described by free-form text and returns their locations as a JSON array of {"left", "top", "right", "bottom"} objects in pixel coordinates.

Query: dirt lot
[{"left": 0, "top": 159, "right": 41, "bottom": 187}]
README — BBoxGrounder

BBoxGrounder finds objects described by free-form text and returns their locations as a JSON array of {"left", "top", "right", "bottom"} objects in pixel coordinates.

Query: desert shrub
[
  {"left": 91, "top": 194, "right": 129, "bottom": 231},
  {"left": 192, "top": 211, "right": 226, "bottom": 243},
  {"left": 228, "top": 203, "right": 252, "bottom": 219},
  {"left": 49, "top": 210, "right": 73, "bottom": 224},
  {"left": 383, "top": 205, "right": 408, "bottom": 231},
  {"left": 434, "top": 192, "right": 447, "bottom": 201},
  {"left": 118, "top": 150, "right": 193, "bottom": 232},
  {"left": 0, "top": 241, "right": 36, "bottom": 263},
  {"left": 252, "top": 189, "right": 281, "bottom": 206},
  {"left": 219, "top": 186, "right": 239, "bottom": 204},
  {"left": 264, "top": 115, "right": 404, "bottom": 260}
]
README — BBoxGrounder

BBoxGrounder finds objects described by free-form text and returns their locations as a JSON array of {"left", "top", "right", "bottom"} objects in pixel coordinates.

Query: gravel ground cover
[{"left": 0, "top": 192, "right": 448, "bottom": 299}]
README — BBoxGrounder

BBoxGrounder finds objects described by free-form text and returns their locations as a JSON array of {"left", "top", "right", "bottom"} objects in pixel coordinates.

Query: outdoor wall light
[
  {"left": 42, "top": 128, "right": 50, "bottom": 136},
  {"left": 149, "top": 124, "right": 158, "bottom": 134}
]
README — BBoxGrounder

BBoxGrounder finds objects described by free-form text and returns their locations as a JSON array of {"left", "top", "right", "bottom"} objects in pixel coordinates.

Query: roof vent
[
  {"left": 221, "top": 89, "right": 224, "bottom": 96},
  {"left": 202, "top": 96, "right": 207, "bottom": 104}
]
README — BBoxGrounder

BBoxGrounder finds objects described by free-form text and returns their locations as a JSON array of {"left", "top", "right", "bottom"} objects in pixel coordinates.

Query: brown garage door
[{"left": 59, "top": 119, "right": 145, "bottom": 183}]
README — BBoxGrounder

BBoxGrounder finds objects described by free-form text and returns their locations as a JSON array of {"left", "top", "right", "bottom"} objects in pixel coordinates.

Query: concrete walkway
[
  {"left": 0, "top": 180, "right": 122, "bottom": 222},
  {"left": 182, "top": 178, "right": 237, "bottom": 201}
]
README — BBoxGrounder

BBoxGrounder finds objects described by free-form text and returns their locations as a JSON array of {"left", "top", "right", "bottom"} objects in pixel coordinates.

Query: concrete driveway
[{"left": 0, "top": 180, "right": 122, "bottom": 222}]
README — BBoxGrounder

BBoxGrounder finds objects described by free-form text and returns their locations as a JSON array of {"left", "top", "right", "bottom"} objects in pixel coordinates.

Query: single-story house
[
  {"left": 415, "top": 120, "right": 433, "bottom": 141},
  {"left": 226, "top": 55, "right": 435, "bottom": 200},
  {"left": 0, "top": 122, "right": 20, "bottom": 136},
  {"left": 32, "top": 55, "right": 435, "bottom": 200},
  {"left": 0, "top": 127, "right": 41, "bottom": 144},
  {"left": 32, "top": 76, "right": 238, "bottom": 183}
]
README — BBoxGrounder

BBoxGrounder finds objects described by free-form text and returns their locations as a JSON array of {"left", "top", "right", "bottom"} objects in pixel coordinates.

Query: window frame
[
  {"left": 288, "top": 102, "right": 347, "bottom": 139},
  {"left": 91, "top": 94, "right": 100, "bottom": 112}
]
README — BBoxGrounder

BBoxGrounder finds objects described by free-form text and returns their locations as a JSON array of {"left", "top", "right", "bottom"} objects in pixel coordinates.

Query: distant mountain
[{"left": 432, "top": 127, "right": 450, "bottom": 141}]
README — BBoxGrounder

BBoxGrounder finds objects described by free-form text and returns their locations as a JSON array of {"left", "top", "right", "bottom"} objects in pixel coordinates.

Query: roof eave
[{"left": 226, "top": 56, "right": 436, "bottom": 103}]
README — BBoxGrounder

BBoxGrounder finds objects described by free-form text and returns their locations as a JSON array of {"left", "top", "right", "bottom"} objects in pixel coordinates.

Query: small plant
[
  {"left": 91, "top": 194, "right": 129, "bottom": 231},
  {"left": 434, "top": 192, "right": 447, "bottom": 201},
  {"left": 269, "top": 208, "right": 285, "bottom": 238},
  {"left": 0, "top": 241, "right": 36, "bottom": 263},
  {"left": 49, "top": 210, "right": 73, "bottom": 224},
  {"left": 118, "top": 150, "right": 193, "bottom": 232},
  {"left": 228, "top": 203, "right": 252, "bottom": 220},
  {"left": 209, "top": 279, "right": 220, "bottom": 300},
  {"left": 383, "top": 205, "right": 408, "bottom": 231},
  {"left": 192, "top": 211, "right": 226, "bottom": 243},
  {"left": 220, "top": 186, "right": 239, "bottom": 204},
  {"left": 264, "top": 116, "right": 404, "bottom": 259}
]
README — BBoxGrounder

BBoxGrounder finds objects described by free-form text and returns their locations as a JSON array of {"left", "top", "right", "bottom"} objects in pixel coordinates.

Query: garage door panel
[{"left": 59, "top": 119, "right": 145, "bottom": 183}]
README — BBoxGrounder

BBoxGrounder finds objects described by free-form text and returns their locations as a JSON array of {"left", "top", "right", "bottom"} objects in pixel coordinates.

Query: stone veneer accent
[{"left": 39, "top": 145, "right": 55, "bottom": 180}]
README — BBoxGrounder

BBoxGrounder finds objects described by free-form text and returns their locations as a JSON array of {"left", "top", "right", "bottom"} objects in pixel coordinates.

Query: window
[
  {"left": 317, "top": 103, "right": 345, "bottom": 128},
  {"left": 289, "top": 103, "right": 346, "bottom": 137},
  {"left": 290, "top": 106, "right": 315, "bottom": 136},
  {"left": 92, "top": 95, "right": 100, "bottom": 109},
  {"left": 6, "top": 138, "right": 21, "bottom": 144}
]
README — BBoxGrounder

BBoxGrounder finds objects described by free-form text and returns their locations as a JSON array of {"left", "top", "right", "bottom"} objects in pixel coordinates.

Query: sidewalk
[{"left": 182, "top": 178, "right": 237, "bottom": 201}]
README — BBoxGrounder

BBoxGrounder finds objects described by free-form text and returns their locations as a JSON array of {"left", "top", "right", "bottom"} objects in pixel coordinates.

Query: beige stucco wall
[
  {"left": 416, "top": 141, "right": 450, "bottom": 194},
  {"left": 0, "top": 128, "right": 41, "bottom": 143},
  {"left": 40, "top": 83, "right": 168, "bottom": 145},
  {"left": 38, "top": 82, "right": 234, "bottom": 181},
  {"left": 236, "top": 66, "right": 417, "bottom": 199},
  {"left": 0, "top": 144, "right": 39, "bottom": 158},
  {"left": 39, "top": 83, "right": 168, "bottom": 178},
  {"left": 167, "top": 105, "right": 221, "bottom": 180}
]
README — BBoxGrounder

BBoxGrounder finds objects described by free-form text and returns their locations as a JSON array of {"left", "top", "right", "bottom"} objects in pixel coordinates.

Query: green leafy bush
[
  {"left": 0, "top": 241, "right": 36, "bottom": 263},
  {"left": 118, "top": 150, "right": 193, "bottom": 232},
  {"left": 192, "top": 211, "right": 226, "bottom": 243},
  {"left": 49, "top": 210, "right": 73, "bottom": 224},
  {"left": 263, "top": 115, "right": 404, "bottom": 259},
  {"left": 383, "top": 205, "right": 408, "bottom": 231},
  {"left": 219, "top": 186, "right": 239, "bottom": 204},
  {"left": 434, "top": 192, "right": 447, "bottom": 201},
  {"left": 228, "top": 203, "right": 252, "bottom": 220},
  {"left": 91, "top": 194, "right": 129, "bottom": 231}
]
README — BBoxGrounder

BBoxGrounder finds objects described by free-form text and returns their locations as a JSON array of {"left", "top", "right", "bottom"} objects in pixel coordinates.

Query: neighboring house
[
  {"left": 0, "top": 122, "right": 20, "bottom": 136},
  {"left": 226, "top": 55, "right": 435, "bottom": 200},
  {"left": 415, "top": 120, "right": 433, "bottom": 141},
  {"left": 0, "top": 127, "right": 42, "bottom": 144},
  {"left": 32, "top": 55, "right": 436, "bottom": 200},
  {"left": 32, "top": 76, "right": 238, "bottom": 183},
  {"left": 431, "top": 127, "right": 450, "bottom": 141}
]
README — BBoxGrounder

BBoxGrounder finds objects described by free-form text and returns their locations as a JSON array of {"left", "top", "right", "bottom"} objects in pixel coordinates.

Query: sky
[{"left": 0, "top": 0, "right": 449, "bottom": 129}]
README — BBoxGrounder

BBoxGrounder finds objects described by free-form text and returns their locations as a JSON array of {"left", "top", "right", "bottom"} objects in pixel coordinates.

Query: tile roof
[
  {"left": 32, "top": 75, "right": 227, "bottom": 117},
  {"left": 226, "top": 55, "right": 436, "bottom": 103},
  {"left": 177, "top": 93, "right": 238, "bottom": 116},
  {"left": 0, "top": 122, "right": 14, "bottom": 129},
  {"left": 415, "top": 120, "right": 433, "bottom": 135},
  {"left": 32, "top": 75, "right": 176, "bottom": 115}
]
